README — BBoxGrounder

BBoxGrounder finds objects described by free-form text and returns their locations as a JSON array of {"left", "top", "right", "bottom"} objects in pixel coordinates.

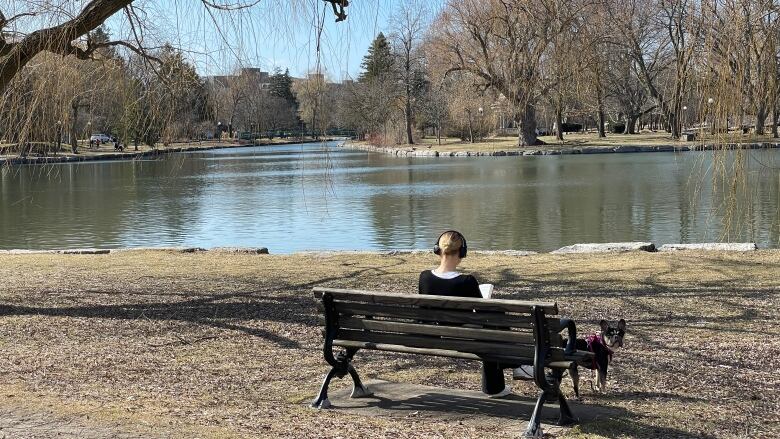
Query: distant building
[
  {"left": 208, "top": 75, "right": 232, "bottom": 87},
  {"left": 207, "top": 68, "right": 353, "bottom": 92},
  {"left": 206, "top": 68, "right": 272, "bottom": 89}
]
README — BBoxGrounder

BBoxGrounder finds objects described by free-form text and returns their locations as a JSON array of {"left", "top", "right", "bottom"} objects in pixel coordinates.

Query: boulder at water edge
[{"left": 551, "top": 242, "right": 656, "bottom": 254}]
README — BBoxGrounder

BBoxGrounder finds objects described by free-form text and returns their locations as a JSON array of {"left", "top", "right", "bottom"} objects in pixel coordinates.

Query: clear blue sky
[{"left": 105, "top": 0, "right": 444, "bottom": 80}]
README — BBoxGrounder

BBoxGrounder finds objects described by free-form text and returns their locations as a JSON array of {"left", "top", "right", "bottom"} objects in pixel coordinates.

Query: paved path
[
  {"left": 324, "top": 379, "right": 622, "bottom": 436},
  {"left": 0, "top": 407, "right": 156, "bottom": 439}
]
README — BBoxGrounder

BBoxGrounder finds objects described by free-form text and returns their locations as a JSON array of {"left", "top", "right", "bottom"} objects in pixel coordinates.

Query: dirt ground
[
  {"left": 373, "top": 132, "right": 780, "bottom": 154},
  {"left": 0, "top": 250, "right": 777, "bottom": 438}
]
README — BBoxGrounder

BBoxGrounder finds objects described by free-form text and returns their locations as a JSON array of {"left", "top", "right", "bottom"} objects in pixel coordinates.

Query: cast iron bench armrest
[{"left": 560, "top": 318, "right": 577, "bottom": 355}]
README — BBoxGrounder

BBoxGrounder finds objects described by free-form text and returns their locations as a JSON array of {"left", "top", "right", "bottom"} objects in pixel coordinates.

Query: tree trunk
[
  {"left": 70, "top": 98, "right": 80, "bottom": 154},
  {"left": 55, "top": 124, "right": 62, "bottom": 155},
  {"left": 467, "top": 111, "right": 474, "bottom": 143},
  {"left": 624, "top": 115, "right": 638, "bottom": 134},
  {"left": 405, "top": 89, "right": 414, "bottom": 145},
  {"left": 517, "top": 104, "right": 538, "bottom": 146},
  {"left": 772, "top": 105, "right": 778, "bottom": 138},
  {"left": 597, "top": 109, "right": 606, "bottom": 138},
  {"left": 756, "top": 106, "right": 766, "bottom": 135},
  {"left": 555, "top": 103, "right": 564, "bottom": 141},
  {"left": 738, "top": 110, "right": 744, "bottom": 134}
]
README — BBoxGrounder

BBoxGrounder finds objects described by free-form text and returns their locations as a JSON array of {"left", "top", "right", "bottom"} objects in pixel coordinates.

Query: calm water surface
[{"left": 1, "top": 142, "right": 778, "bottom": 252}]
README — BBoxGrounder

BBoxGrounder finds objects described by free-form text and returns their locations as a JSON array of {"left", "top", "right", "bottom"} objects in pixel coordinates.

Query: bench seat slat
[
  {"left": 327, "top": 302, "right": 533, "bottom": 328},
  {"left": 558, "top": 350, "right": 595, "bottom": 363},
  {"left": 332, "top": 341, "right": 591, "bottom": 365},
  {"left": 548, "top": 361, "right": 575, "bottom": 369},
  {"left": 336, "top": 329, "right": 535, "bottom": 359},
  {"left": 314, "top": 287, "right": 558, "bottom": 314},
  {"left": 339, "top": 317, "right": 536, "bottom": 344},
  {"left": 333, "top": 340, "right": 535, "bottom": 364}
]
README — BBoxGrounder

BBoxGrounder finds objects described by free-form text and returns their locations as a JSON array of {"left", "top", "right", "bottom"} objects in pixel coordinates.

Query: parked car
[{"left": 90, "top": 133, "right": 112, "bottom": 143}]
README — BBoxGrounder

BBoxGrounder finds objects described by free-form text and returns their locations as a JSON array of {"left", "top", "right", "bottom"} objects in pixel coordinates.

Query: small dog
[{"left": 569, "top": 319, "right": 626, "bottom": 397}]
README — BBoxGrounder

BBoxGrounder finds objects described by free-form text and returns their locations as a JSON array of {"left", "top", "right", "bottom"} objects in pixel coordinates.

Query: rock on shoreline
[
  {"left": 551, "top": 242, "right": 657, "bottom": 254},
  {"left": 658, "top": 243, "right": 757, "bottom": 252},
  {"left": 341, "top": 142, "right": 780, "bottom": 158}
]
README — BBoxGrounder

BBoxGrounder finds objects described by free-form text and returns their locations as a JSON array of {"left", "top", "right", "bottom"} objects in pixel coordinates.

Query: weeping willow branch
[{"left": 0, "top": 0, "right": 351, "bottom": 94}]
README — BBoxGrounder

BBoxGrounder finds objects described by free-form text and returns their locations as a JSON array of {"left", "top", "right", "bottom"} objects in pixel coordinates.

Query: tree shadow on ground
[
  {"left": 326, "top": 381, "right": 710, "bottom": 439},
  {"left": 0, "top": 289, "right": 316, "bottom": 348},
  {"left": 0, "top": 256, "right": 415, "bottom": 349}
]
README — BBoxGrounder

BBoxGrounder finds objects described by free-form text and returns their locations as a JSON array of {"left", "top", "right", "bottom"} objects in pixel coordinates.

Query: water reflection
[{"left": 0, "top": 142, "right": 778, "bottom": 251}]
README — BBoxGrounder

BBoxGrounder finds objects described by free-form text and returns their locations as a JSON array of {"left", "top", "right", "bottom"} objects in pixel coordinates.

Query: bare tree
[
  {"left": 429, "top": 0, "right": 586, "bottom": 146},
  {"left": 604, "top": 0, "right": 701, "bottom": 138},
  {"left": 294, "top": 72, "right": 340, "bottom": 138},
  {"left": 390, "top": 0, "right": 428, "bottom": 145},
  {"left": 578, "top": 14, "right": 611, "bottom": 137}
]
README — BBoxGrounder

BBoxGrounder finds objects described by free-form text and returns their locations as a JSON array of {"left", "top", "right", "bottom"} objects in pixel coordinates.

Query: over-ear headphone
[{"left": 433, "top": 230, "right": 468, "bottom": 258}]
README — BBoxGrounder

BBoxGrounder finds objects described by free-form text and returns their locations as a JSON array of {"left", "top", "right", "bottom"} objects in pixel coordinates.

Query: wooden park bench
[{"left": 311, "top": 287, "right": 594, "bottom": 437}]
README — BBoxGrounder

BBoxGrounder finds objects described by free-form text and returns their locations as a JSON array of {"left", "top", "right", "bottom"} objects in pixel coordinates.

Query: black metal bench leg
[
  {"left": 551, "top": 368, "right": 578, "bottom": 426},
  {"left": 570, "top": 363, "right": 580, "bottom": 398},
  {"left": 311, "top": 367, "right": 339, "bottom": 409},
  {"left": 347, "top": 364, "right": 373, "bottom": 398},
  {"left": 524, "top": 390, "right": 547, "bottom": 438},
  {"left": 557, "top": 392, "right": 578, "bottom": 426}
]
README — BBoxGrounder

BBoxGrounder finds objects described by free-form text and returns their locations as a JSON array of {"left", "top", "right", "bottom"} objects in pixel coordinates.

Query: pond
[{"left": 1, "top": 142, "right": 778, "bottom": 252}]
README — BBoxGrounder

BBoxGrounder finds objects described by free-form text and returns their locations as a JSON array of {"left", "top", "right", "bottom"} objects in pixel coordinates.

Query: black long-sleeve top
[{"left": 418, "top": 270, "right": 481, "bottom": 298}]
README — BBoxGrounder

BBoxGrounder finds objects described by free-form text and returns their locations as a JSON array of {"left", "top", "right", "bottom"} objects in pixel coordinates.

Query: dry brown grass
[
  {"left": 392, "top": 132, "right": 780, "bottom": 153},
  {"left": 0, "top": 250, "right": 777, "bottom": 438}
]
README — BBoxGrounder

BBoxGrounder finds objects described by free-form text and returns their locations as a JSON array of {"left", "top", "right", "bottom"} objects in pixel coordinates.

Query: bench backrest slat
[
  {"left": 321, "top": 301, "right": 534, "bottom": 329},
  {"left": 338, "top": 317, "right": 536, "bottom": 345},
  {"left": 316, "top": 314, "right": 561, "bottom": 333},
  {"left": 313, "top": 287, "right": 558, "bottom": 314}
]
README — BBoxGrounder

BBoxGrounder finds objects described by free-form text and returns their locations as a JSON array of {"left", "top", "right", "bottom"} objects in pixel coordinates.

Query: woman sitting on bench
[{"left": 418, "top": 230, "right": 513, "bottom": 398}]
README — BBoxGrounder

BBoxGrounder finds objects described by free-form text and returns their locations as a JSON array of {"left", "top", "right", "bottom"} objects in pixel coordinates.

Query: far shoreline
[
  {"left": 0, "top": 242, "right": 768, "bottom": 256},
  {"left": 0, "top": 138, "right": 338, "bottom": 167},
  {"left": 342, "top": 139, "right": 780, "bottom": 157}
]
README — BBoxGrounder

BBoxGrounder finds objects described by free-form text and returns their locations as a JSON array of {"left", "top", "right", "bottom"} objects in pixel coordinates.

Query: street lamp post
[{"left": 707, "top": 98, "right": 715, "bottom": 135}]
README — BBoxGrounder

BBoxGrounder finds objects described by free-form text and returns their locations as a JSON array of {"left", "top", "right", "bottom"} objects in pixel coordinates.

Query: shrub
[{"left": 610, "top": 122, "right": 626, "bottom": 133}]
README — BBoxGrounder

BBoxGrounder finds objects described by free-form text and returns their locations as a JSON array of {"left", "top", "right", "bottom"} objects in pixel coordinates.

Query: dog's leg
[
  {"left": 569, "top": 364, "right": 580, "bottom": 399},
  {"left": 597, "top": 370, "right": 607, "bottom": 392},
  {"left": 592, "top": 341, "right": 609, "bottom": 393}
]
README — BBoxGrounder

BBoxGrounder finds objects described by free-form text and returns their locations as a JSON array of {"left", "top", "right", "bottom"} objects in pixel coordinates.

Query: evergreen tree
[
  {"left": 359, "top": 33, "right": 395, "bottom": 82},
  {"left": 269, "top": 68, "right": 298, "bottom": 108},
  {"left": 89, "top": 25, "right": 119, "bottom": 59}
]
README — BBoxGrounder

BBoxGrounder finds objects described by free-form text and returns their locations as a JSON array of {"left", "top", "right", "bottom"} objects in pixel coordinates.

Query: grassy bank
[
  {"left": 0, "top": 250, "right": 777, "bottom": 438},
  {"left": 0, "top": 138, "right": 323, "bottom": 166},
  {"left": 360, "top": 132, "right": 780, "bottom": 154}
]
